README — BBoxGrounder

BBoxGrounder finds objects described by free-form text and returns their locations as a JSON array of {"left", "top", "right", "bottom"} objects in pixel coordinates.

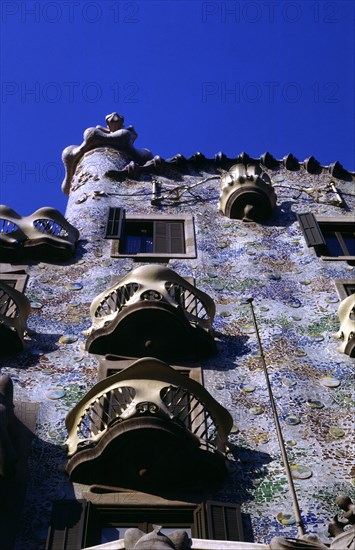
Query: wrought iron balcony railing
[
  {"left": 0, "top": 205, "right": 79, "bottom": 260},
  {"left": 66, "top": 358, "right": 232, "bottom": 489},
  {"left": 86, "top": 265, "right": 216, "bottom": 358}
]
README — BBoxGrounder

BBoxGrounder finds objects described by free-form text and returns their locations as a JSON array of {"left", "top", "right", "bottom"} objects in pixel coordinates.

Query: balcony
[
  {"left": 86, "top": 265, "right": 216, "bottom": 358},
  {"left": 66, "top": 357, "right": 233, "bottom": 490},
  {"left": 0, "top": 206, "right": 79, "bottom": 261},
  {"left": 0, "top": 281, "right": 30, "bottom": 356},
  {"left": 218, "top": 164, "right": 276, "bottom": 222}
]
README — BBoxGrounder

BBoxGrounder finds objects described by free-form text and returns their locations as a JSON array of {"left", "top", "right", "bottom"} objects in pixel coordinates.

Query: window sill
[
  {"left": 110, "top": 240, "right": 197, "bottom": 260},
  {"left": 320, "top": 255, "right": 355, "bottom": 265}
]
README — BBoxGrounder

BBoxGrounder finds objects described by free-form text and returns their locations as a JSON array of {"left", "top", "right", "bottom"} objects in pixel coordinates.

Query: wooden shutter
[
  {"left": 206, "top": 501, "right": 244, "bottom": 541},
  {"left": 46, "top": 500, "right": 88, "bottom": 550},
  {"left": 153, "top": 222, "right": 185, "bottom": 254},
  {"left": 193, "top": 504, "right": 208, "bottom": 538},
  {"left": 297, "top": 213, "right": 325, "bottom": 247},
  {"left": 105, "top": 208, "right": 125, "bottom": 239}
]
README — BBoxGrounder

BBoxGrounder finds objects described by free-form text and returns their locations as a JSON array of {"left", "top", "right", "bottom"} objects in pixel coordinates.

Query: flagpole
[{"left": 246, "top": 298, "right": 305, "bottom": 537}]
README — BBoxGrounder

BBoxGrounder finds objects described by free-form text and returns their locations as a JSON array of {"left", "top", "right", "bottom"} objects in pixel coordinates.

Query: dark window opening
[
  {"left": 0, "top": 273, "right": 28, "bottom": 316},
  {"left": 86, "top": 505, "right": 196, "bottom": 547},
  {"left": 0, "top": 279, "right": 16, "bottom": 289},
  {"left": 46, "top": 500, "right": 244, "bottom": 549},
  {"left": 106, "top": 209, "right": 196, "bottom": 259},
  {"left": 322, "top": 226, "right": 355, "bottom": 257},
  {"left": 120, "top": 220, "right": 185, "bottom": 256},
  {"left": 335, "top": 279, "right": 355, "bottom": 301},
  {"left": 123, "top": 221, "right": 154, "bottom": 254},
  {"left": 101, "top": 523, "right": 192, "bottom": 544},
  {"left": 297, "top": 213, "right": 355, "bottom": 262},
  {"left": 0, "top": 273, "right": 28, "bottom": 293},
  {"left": 344, "top": 283, "right": 355, "bottom": 296}
]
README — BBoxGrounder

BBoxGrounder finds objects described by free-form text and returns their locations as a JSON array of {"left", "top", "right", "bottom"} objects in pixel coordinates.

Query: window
[
  {"left": 85, "top": 505, "right": 195, "bottom": 545},
  {"left": 0, "top": 272, "right": 28, "bottom": 317},
  {"left": 297, "top": 213, "right": 355, "bottom": 264},
  {"left": 46, "top": 500, "right": 244, "bottom": 549},
  {"left": 0, "top": 270, "right": 30, "bottom": 356},
  {"left": 335, "top": 279, "right": 355, "bottom": 301},
  {"left": 106, "top": 208, "right": 196, "bottom": 259},
  {"left": 0, "top": 270, "right": 28, "bottom": 292}
]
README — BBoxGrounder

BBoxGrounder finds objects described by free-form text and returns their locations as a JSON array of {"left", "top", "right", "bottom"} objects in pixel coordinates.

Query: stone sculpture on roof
[{"left": 62, "top": 112, "right": 154, "bottom": 194}]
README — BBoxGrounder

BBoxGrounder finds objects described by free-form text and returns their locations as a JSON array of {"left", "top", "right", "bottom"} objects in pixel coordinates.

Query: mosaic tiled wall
[{"left": 1, "top": 147, "right": 354, "bottom": 548}]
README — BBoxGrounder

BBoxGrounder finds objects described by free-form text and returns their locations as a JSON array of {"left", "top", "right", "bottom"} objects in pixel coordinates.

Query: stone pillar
[{"left": 65, "top": 148, "right": 132, "bottom": 242}]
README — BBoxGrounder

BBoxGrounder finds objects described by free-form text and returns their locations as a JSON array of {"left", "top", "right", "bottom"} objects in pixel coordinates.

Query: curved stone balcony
[
  {"left": 86, "top": 265, "right": 216, "bottom": 358},
  {"left": 66, "top": 357, "right": 233, "bottom": 490},
  {"left": 0, "top": 281, "right": 30, "bottom": 356},
  {"left": 334, "top": 293, "right": 355, "bottom": 357},
  {"left": 0, "top": 205, "right": 79, "bottom": 261},
  {"left": 218, "top": 164, "right": 277, "bottom": 222}
]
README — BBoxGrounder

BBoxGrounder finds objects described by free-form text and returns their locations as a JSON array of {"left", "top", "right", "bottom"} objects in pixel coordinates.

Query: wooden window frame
[
  {"left": 334, "top": 279, "right": 355, "bottom": 301},
  {"left": 85, "top": 503, "right": 196, "bottom": 546},
  {"left": 46, "top": 499, "right": 244, "bottom": 549},
  {"left": 0, "top": 272, "right": 28, "bottom": 293},
  {"left": 0, "top": 272, "right": 29, "bottom": 317},
  {"left": 109, "top": 213, "right": 197, "bottom": 260},
  {"left": 297, "top": 214, "right": 355, "bottom": 263}
]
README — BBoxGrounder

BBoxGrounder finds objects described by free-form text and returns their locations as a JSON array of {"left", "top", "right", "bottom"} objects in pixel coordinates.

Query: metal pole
[{"left": 246, "top": 298, "right": 306, "bottom": 537}]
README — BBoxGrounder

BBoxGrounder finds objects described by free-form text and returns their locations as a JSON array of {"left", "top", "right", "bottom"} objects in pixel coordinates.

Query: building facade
[{"left": 0, "top": 114, "right": 354, "bottom": 550}]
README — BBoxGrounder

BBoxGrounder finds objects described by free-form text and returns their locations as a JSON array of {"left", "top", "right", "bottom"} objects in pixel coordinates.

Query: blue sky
[{"left": 1, "top": 0, "right": 354, "bottom": 215}]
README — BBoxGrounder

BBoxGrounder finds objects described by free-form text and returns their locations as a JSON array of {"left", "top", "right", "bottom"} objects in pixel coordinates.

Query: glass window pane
[
  {"left": 160, "top": 527, "right": 192, "bottom": 536},
  {"left": 342, "top": 232, "right": 355, "bottom": 255},
  {"left": 124, "top": 222, "right": 154, "bottom": 254},
  {"left": 125, "top": 235, "right": 153, "bottom": 254},
  {"left": 101, "top": 527, "right": 131, "bottom": 543},
  {"left": 344, "top": 284, "right": 355, "bottom": 296},
  {"left": 323, "top": 231, "right": 343, "bottom": 256},
  {"left": 1, "top": 280, "right": 16, "bottom": 288}
]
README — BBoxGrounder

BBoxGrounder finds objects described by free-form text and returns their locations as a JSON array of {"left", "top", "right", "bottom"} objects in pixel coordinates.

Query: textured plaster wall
[{"left": 1, "top": 148, "right": 354, "bottom": 548}]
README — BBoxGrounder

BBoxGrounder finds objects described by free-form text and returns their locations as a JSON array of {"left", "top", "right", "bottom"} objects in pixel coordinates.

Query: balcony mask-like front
[
  {"left": 334, "top": 293, "right": 355, "bottom": 357},
  {"left": 86, "top": 265, "right": 217, "bottom": 358},
  {"left": 65, "top": 357, "right": 233, "bottom": 490},
  {"left": 0, "top": 206, "right": 79, "bottom": 261},
  {"left": 218, "top": 164, "right": 277, "bottom": 222},
  {"left": 0, "top": 281, "right": 30, "bottom": 356}
]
